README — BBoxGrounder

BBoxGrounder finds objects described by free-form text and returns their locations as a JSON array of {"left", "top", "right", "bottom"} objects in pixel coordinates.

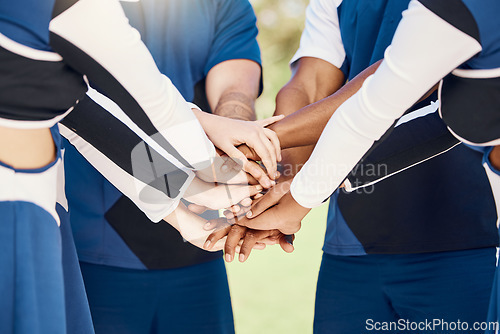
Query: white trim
[
  {"left": 49, "top": 0, "right": 216, "bottom": 170},
  {"left": 56, "top": 148, "right": 69, "bottom": 212},
  {"left": 86, "top": 87, "right": 194, "bottom": 172},
  {"left": 395, "top": 101, "right": 439, "bottom": 127},
  {"left": 0, "top": 32, "right": 62, "bottom": 61},
  {"left": 439, "top": 80, "right": 500, "bottom": 146},
  {"left": 344, "top": 142, "right": 461, "bottom": 191},
  {"left": 452, "top": 67, "right": 500, "bottom": 79},
  {"left": 290, "top": 0, "right": 345, "bottom": 68},
  {"left": 447, "top": 126, "right": 500, "bottom": 147},
  {"left": 59, "top": 123, "right": 191, "bottom": 222},
  {"left": 483, "top": 163, "right": 500, "bottom": 228},
  {"left": 0, "top": 158, "right": 61, "bottom": 226},
  {"left": 0, "top": 106, "right": 74, "bottom": 129}
]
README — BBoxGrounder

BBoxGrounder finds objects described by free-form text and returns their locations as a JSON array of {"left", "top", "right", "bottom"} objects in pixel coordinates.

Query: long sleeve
[
  {"left": 49, "top": 0, "right": 216, "bottom": 220},
  {"left": 291, "top": 0, "right": 482, "bottom": 208}
]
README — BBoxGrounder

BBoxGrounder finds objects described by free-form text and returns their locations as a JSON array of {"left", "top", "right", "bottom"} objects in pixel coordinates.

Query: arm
[
  {"left": 50, "top": 0, "right": 214, "bottom": 220},
  {"left": 232, "top": 0, "right": 484, "bottom": 235},
  {"left": 194, "top": 1, "right": 280, "bottom": 180},
  {"left": 206, "top": 59, "right": 261, "bottom": 121},
  {"left": 273, "top": 57, "right": 346, "bottom": 179},
  {"left": 270, "top": 62, "right": 379, "bottom": 150},
  {"left": 291, "top": 0, "right": 482, "bottom": 208},
  {"left": 50, "top": 0, "right": 278, "bottom": 219}
]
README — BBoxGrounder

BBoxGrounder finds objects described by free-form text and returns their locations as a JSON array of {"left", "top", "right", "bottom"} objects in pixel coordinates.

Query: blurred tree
[{"left": 250, "top": 0, "right": 309, "bottom": 118}]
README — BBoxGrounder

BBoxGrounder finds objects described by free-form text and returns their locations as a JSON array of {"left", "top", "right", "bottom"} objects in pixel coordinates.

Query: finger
[
  {"left": 238, "top": 229, "right": 260, "bottom": 262},
  {"left": 222, "top": 146, "right": 249, "bottom": 172},
  {"left": 240, "top": 198, "right": 253, "bottom": 207},
  {"left": 187, "top": 203, "right": 208, "bottom": 215},
  {"left": 224, "top": 206, "right": 250, "bottom": 220},
  {"left": 224, "top": 184, "right": 263, "bottom": 207},
  {"left": 264, "top": 128, "right": 282, "bottom": 163},
  {"left": 203, "top": 217, "right": 228, "bottom": 231},
  {"left": 209, "top": 237, "right": 227, "bottom": 252},
  {"left": 237, "top": 144, "right": 259, "bottom": 161},
  {"left": 278, "top": 234, "right": 295, "bottom": 253},
  {"left": 220, "top": 155, "right": 240, "bottom": 174},
  {"left": 230, "top": 205, "right": 241, "bottom": 214},
  {"left": 246, "top": 190, "right": 282, "bottom": 219},
  {"left": 235, "top": 242, "right": 266, "bottom": 254},
  {"left": 253, "top": 193, "right": 264, "bottom": 199},
  {"left": 242, "top": 160, "right": 274, "bottom": 189},
  {"left": 224, "top": 225, "right": 247, "bottom": 262},
  {"left": 256, "top": 115, "right": 285, "bottom": 128},
  {"left": 247, "top": 136, "right": 276, "bottom": 182},
  {"left": 224, "top": 205, "right": 251, "bottom": 220},
  {"left": 253, "top": 242, "right": 267, "bottom": 250},
  {"left": 235, "top": 211, "right": 278, "bottom": 231},
  {"left": 257, "top": 132, "right": 278, "bottom": 180},
  {"left": 204, "top": 224, "right": 232, "bottom": 250}
]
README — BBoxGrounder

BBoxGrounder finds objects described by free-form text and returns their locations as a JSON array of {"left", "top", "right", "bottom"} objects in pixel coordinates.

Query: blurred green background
[{"left": 225, "top": 1, "right": 330, "bottom": 333}]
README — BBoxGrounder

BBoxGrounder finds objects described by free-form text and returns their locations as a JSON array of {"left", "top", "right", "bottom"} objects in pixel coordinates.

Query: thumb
[
  {"left": 246, "top": 189, "right": 281, "bottom": 218},
  {"left": 279, "top": 234, "right": 295, "bottom": 253},
  {"left": 187, "top": 203, "right": 208, "bottom": 214},
  {"left": 256, "top": 115, "right": 285, "bottom": 128}
]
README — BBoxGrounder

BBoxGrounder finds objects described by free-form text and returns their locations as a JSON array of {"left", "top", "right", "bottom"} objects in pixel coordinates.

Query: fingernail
[
  {"left": 271, "top": 180, "right": 276, "bottom": 186},
  {"left": 274, "top": 172, "right": 279, "bottom": 179},
  {"left": 204, "top": 222, "right": 213, "bottom": 230},
  {"left": 225, "top": 253, "right": 232, "bottom": 262},
  {"left": 204, "top": 240, "right": 211, "bottom": 249},
  {"left": 246, "top": 211, "right": 253, "bottom": 218},
  {"left": 285, "top": 235, "right": 294, "bottom": 246},
  {"left": 264, "top": 179, "right": 272, "bottom": 188},
  {"left": 221, "top": 165, "right": 229, "bottom": 172},
  {"left": 256, "top": 185, "right": 263, "bottom": 191},
  {"left": 239, "top": 253, "right": 246, "bottom": 262}
]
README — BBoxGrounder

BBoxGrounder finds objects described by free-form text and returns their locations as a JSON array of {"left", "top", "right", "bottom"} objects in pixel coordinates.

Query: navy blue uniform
[
  {"left": 63, "top": 0, "right": 261, "bottom": 333},
  {"left": 1, "top": 0, "right": 224, "bottom": 332},
  {"left": 289, "top": 1, "right": 499, "bottom": 333}
]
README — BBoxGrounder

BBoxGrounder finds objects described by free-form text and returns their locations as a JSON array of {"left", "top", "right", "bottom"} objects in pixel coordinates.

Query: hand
[
  {"left": 183, "top": 177, "right": 262, "bottom": 211},
  {"left": 196, "top": 153, "right": 276, "bottom": 189},
  {"left": 192, "top": 197, "right": 254, "bottom": 219},
  {"left": 163, "top": 203, "right": 230, "bottom": 251},
  {"left": 204, "top": 222, "right": 294, "bottom": 262},
  {"left": 194, "top": 110, "right": 283, "bottom": 180},
  {"left": 232, "top": 180, "right": 310, "bottom": 235}
]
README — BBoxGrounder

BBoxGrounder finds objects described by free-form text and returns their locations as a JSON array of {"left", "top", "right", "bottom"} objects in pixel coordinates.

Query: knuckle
[
  {"left": 230, "top": 224, "right": 242, "bottom": 233},
  {"left": 245, "top": 231, "right": 257, "bottom": 239}
]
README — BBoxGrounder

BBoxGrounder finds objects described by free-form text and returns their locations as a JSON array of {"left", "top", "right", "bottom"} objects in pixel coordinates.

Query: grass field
[{"left": 225, "top": 202, "right": 329, "bottom": 334}]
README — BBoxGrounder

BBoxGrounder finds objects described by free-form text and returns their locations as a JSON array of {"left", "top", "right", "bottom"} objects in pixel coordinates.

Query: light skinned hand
[
  {"left": 194, "top": 109, "right": 283, "bottom": 180},
  {"left": 163, "top": 203, "right": 229, "bottom": 251},
  {"left": 196, "top": 154, "right": 276, "bottom": 189},
  {"left": 183, "top": 177, "right": 263, "bottom": 211}
]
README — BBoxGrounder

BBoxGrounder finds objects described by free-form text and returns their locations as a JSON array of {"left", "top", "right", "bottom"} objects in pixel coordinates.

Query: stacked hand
[
  {"left": 201, "top": 179, "right": 310, "bottom": 262},
  {"left": 167, "top": 112, "right": 311, "bottom": 262}
]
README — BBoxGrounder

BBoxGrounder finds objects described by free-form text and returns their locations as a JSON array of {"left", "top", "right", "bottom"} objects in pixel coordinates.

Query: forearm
[
  {"left": 270, "top": 61, "right": 381, "bottom": 149},
  {"left": 279, "top": 147, "right": 314, "bottom": 181},
  {"left": 50, "top": 0, "right": 215, "bottom": 171},
  {"left": 291, "top": 0, "right": 482, "bottom": 208},
  {"left": 213, "top": 91, "right": 256, "bottom": 121},
  {"left": 207, "top": 59, "right": 260, "bottom": 121}
]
